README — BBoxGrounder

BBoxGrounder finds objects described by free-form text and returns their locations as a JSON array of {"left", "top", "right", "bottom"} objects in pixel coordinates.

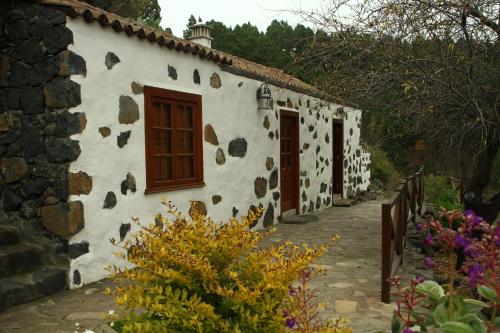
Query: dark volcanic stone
[
  {"left": 41, "top": 25, "right": 73, "bottom": 54},
  {"left": 23, "top": 178, "right": 49, "bottom": 197},
  {"left": 27, "top": 58, "right": 58, "bottom": 86},
  {"left": 204, "top": 124, "right": 218, "bottom": 145},
  {"left": 316, "top": 197, "right": 321, "bottom": 209},
  {"left": 68, "top": 241, "right": 89, "bottom": 259},
  {"left": 103, "top": 191, "right": 117, "bottom": 209},
  {"left": 269, "top": 168, "right": 278, "bottom": 189},
  {"left": 0, "top": 130, "right": 17, "bottom": 145},
  {"left": 118, "top": 96, "right": 139, "bottom": 124},
  {"left": 44, "top": 77, "right": 81, "bottom": 109},
  {"left": 6, "top": 20, "right": 31, "bottom": 42},
  {"left": 120, "top": 172, "right": 136, "bottom": 195},
  {"left": 232, "top": 206, "right": 238, "bottom": 217},
  {"left": 73, "top": 270, "right": 81, "bottom": 285},
  {"left": 210, "top": 73, "right": 221, "bottom": 88},
  {"left": 55, "top": 111, "right": 86, "bottom": 137},
  {"left": 168, "top": 65, "right": 177, "bottom": 80},
  {"left": 273, "top": 191, "right": 280, "bottom": 201},
  {"left": 7, "top": 62, "right": 29, "bottom": 87},
  {"left": 117, "top": 130, "right": 131, "bottom": 148},
  {"left": 105, "top": 52, "right": 120, "bottom": 69},
  {"left": 263, "top": 203, "right": 274, "bottom": 228},
  {"left": 18, "top": 39, "right": 44, "bottom": 64},
  {"left": 56, "top": 50, "right": 86, "bottom": 77},
  {"left": 268, "top": 131, "right": 274, "bottom": 140},
  {"left": 325, "top": 134, "right": 329, "bottom": 143},
  {"left": 212, "top": 195, "right": 222, "bottom": 205},
  {"left": 0, "top": 157, "right": 29, "bottom": 183},
  {"left": 263, "top": 116, "right": 270, "bottom": 130},
  {"left": 302, "top": 191, "right": 307, "bottom": 201},
  {"left": 228, "top": 138, "right": 247, "bottom": 158},
  {"left": 119, "top": 223, "right": 131, "bottom": 241},
  {"left": 21, "top": 86, "right": 44, "bottom": 114},
  {"left": 254, "top": 177, "right": 267, "bottom": 199},
  {"left": 7, "top": 88, "right": 21, "bottom": 109},
  {"left": 3, "top": 189, "right": 22, "bottom": 211},
  {"left": 215, "top": 148, "right": 225, "bottom": 165},
  {"left": 266, "top": 157, "right": 274, "bottom": 170},
  {"left": 320, "top": 183, "right": 327, "bottom": 193},
  {"left": 193, "top": 69, "right": 200, "bottom": 84},
  {"left": 46, "top": 138, "right": 81, "bottom": 162}
]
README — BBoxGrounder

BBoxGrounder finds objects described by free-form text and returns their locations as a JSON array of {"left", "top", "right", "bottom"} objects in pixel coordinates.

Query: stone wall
[{"left": 0, "top": 1, "right": 87, "bottom": 258}]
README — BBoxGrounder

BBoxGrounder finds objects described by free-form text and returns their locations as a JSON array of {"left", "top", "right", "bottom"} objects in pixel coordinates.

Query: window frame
[{"left": 144, "top": 86, "right": 204, "bottom": 193}]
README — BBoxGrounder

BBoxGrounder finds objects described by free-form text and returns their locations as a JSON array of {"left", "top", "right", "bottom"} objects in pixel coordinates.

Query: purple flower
[
  {"left": 467, "top": 263, "right": 484, "bottom": 288},
  {"left": 464, "top": 210, "right": 476, "bottom": 218},
  {"left": 415, "top": 223, "right": 422, "bottom": 232},
  {"left": 464, "top": 245, "right": 480, "bottom": 258},
  {"left": 454, "top": 234, "right": 469, "bottom": 248},
  {"left": 288, "top": 286, "right": 296, "bottom": 296},
  {"left": 403, "top": 327, "right": 414, "bottom": 333},
  {"left": 495, "top": 226, "right": 500, "bottom": 247},
  {"left": 424, "top": 234, "right": 433, "bottom": 246},
  {"left": 415, "top": 274, "right": 425, "bottom": 283},
  {"left": 302, "top": 270, "right": 311, "bottom": 279},
  {"left": 424, "top": 257, "right": 433, "bottom": 269},
  {"left": 472, "top": 215, "right": 483, "bottom": 226},
  {"left": 282, "top": 310, "right": 289, "bottom": 317},
  {"left": 286, "top": 317, "right": 296, "bottom": 328}
]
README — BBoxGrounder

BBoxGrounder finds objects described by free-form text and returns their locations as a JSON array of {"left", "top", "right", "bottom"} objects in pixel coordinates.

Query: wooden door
[
  {"left": 280, "top": 111, "right": 299, "bottom": 213},
  {"left": 332, "top": 121, "right": 344, "bottom": 196}
]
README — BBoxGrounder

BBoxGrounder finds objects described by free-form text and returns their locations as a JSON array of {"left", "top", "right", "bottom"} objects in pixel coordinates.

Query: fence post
[{"left": 381, "top": 203, "right": 392, "bottom": 303}]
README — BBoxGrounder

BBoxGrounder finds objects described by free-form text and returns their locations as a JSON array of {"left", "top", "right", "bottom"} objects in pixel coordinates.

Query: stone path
[
  {"left": 0, "top": 198, "right": 425, "bottom": 333},
  {"left": 266, "top": 199, "right": 401, "bottom": 333}
]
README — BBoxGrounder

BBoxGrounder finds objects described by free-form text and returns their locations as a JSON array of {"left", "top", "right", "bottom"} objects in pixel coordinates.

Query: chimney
[{"left": 187, "top": 17, "right": 213, "bottom": 48}]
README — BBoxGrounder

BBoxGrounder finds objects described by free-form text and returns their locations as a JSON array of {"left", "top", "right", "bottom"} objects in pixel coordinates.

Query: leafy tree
[
  {"left": 183, "top": 14, "right": 198, "bottom": 39},
  {"left": 296, "top": 1, "right": 500, "bottom": 208},
  {"left": 81, "top": 0, "right": 166, "bottom": 31}
]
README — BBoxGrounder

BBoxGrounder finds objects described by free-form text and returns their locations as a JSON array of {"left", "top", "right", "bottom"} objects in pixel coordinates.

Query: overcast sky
[{"left": 158, "top": 0, "right": 327, "bottom": 36}]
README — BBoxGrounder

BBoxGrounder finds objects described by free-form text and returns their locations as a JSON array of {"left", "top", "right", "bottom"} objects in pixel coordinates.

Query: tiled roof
[{"left": 36, "top": 0, "right": 328, "bottom": 99}]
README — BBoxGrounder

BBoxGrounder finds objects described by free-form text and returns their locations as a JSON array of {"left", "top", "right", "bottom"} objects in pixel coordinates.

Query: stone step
[
  {"left": 332, "top": 199, "right": 355, "bottom": 207},
  {"left": 0, "top": 225, "right": 20, "bottom": 246},
  {"left": 0, "top": 243, "right": 42, "bottom": 277},
  {"left": 0, "top": 266, "right": 68, "bottom": 310}
]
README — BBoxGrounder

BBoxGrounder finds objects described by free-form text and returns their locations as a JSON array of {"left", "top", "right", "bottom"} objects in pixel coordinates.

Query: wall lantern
[{"left": 256, "top": 83, "right": 272, "bottom": 110}]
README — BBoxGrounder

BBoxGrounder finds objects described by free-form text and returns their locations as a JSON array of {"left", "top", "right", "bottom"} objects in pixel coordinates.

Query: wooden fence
[{"left": 381, "top": 167, "right": 424, "bottom": 303}]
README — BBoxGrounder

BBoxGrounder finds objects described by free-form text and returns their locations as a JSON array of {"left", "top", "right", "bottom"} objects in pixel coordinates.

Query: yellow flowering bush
[{"left": 107, "top": 200, "right": 348, "bottom": 333}]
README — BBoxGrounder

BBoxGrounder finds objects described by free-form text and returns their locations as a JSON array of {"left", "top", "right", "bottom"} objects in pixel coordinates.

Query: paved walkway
[{"left": 0, "top": 198, "right": 425, "bottom": 333}]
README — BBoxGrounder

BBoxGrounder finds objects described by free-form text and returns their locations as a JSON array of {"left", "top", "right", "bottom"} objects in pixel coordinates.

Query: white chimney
[{"left": 187, "top": 17, "right": 213, "bottom": 48}]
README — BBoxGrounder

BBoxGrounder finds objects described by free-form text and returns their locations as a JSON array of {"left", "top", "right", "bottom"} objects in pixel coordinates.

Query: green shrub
[
  {"left": 366, "top": 145, "right": 400, "bottom": 189},
  {"left": 424, "top": 175, "right": 463, "bottom": 211}
]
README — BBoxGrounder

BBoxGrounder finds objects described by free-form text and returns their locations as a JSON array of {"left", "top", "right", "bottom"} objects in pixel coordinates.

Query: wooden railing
[{"left": 381, "top": 167, "right": 424, "bottom": 303}]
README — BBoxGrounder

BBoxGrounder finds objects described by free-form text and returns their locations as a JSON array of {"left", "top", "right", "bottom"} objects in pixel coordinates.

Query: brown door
[
  {"left": 280, "top": 111, "right": 299, "bottom": 213},
  {"left": 332, "top": 121, "right": 344, "bottom": 196}
]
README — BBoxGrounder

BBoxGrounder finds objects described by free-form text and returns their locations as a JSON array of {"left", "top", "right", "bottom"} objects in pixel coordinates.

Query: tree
[
  {"left": 297, "top": 1, "right": 500, "bottom": 209},
  {"left": 183, "top": 15, "right": 198, "bottom": 39},
  {"left": 82, "top": 0, "right": 165, "bottom": 31}
]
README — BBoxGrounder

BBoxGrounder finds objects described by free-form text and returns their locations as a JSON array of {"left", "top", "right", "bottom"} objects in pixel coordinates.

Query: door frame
[
  {"left": 332, "top": 119, "right": 344, "bottom": 199},
  {"left": 280, "top": 109, "right": 300, "bottom": 215}
]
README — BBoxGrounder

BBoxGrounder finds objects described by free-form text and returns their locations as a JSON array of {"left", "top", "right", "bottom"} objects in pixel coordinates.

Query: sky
[{"left": 158, "top": 0, "right": 327, "bottom": 36}]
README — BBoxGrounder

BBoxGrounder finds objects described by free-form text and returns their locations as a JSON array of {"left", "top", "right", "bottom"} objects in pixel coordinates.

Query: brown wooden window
[{"left": 144, "top": 86, "right": 204, "bottom": 193}]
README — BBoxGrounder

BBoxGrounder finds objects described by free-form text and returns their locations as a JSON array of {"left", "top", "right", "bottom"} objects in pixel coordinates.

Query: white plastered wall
[{"left": 66, "top": 18, "right": 370, "bottom": 287}]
